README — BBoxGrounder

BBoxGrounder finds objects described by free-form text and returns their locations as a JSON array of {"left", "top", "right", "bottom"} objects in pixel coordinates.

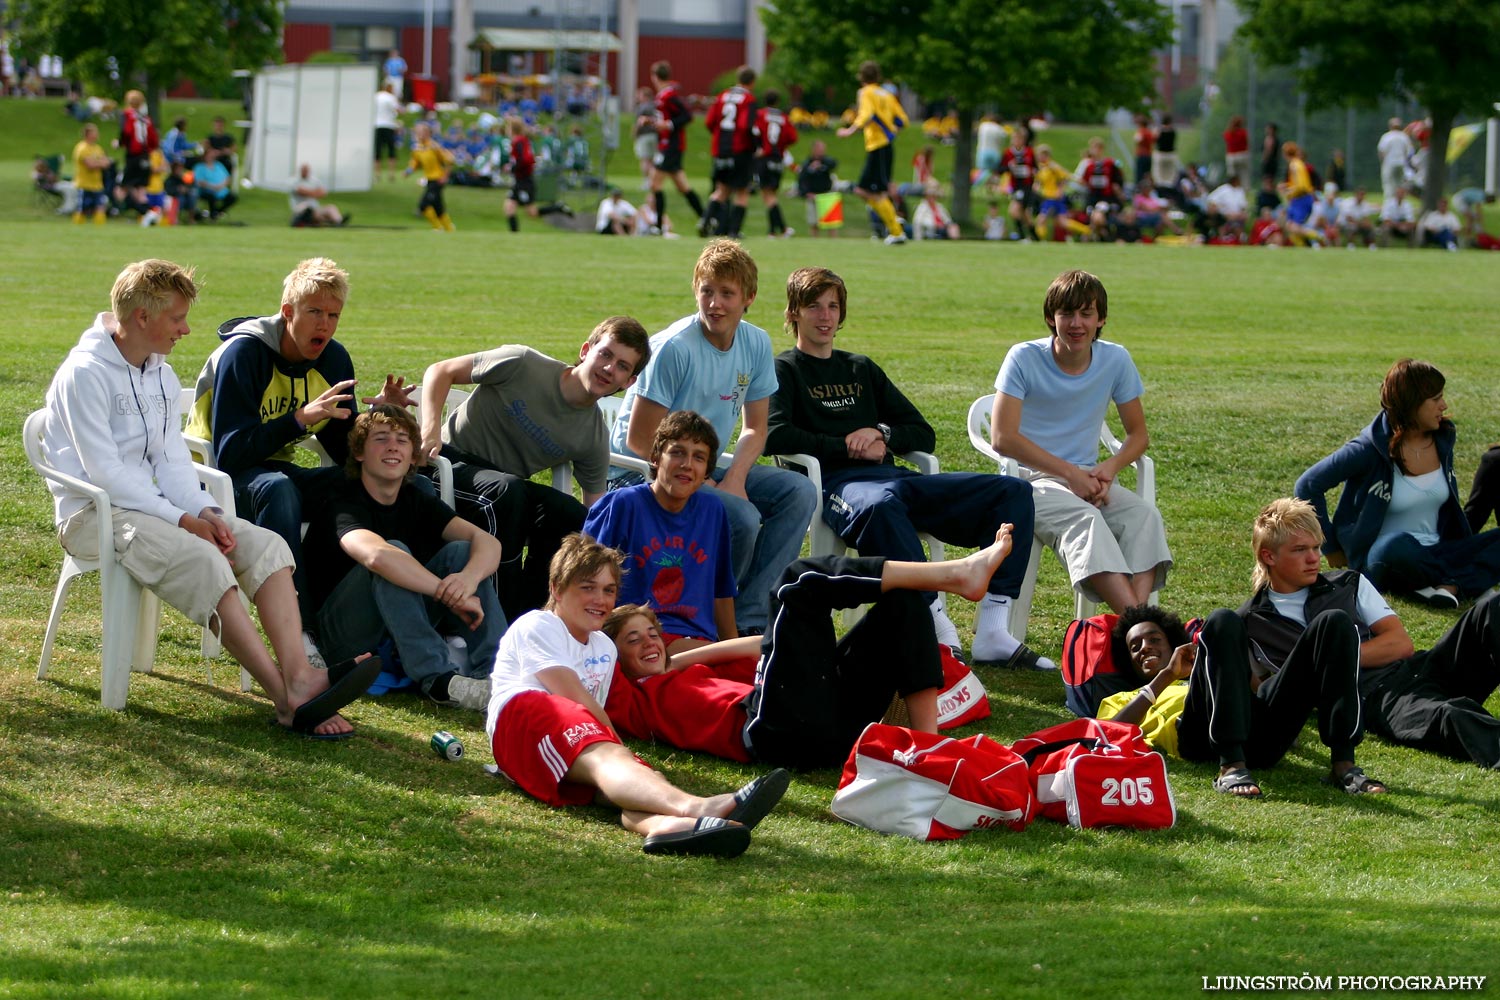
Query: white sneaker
[
  {"left": 447, "top": 673, "right": 492, "bottom": 712},
  {"left": 140, "top": 209, "right": 160, "bottom": 228},
  {"left": 783, "top": 227, "right": 796, "bottom": 238},
  {"left": 302, "top": 630, "right": 328, "bottom": 670},
  {"left": 930, "top": 601, "right": 961, "bottom": 654},
  {"left": 884, "top": 233, "right": 908, "bottom": 245}
]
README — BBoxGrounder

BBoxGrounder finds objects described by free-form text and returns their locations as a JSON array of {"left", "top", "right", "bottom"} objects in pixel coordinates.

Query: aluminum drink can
[{"left": 431, "top": 730, "right": 464, "bottom": 760}]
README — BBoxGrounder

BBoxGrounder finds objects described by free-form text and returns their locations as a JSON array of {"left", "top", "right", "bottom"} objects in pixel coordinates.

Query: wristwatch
[{"left": 876, "top": 423, "right": 892, "bottom": 444}]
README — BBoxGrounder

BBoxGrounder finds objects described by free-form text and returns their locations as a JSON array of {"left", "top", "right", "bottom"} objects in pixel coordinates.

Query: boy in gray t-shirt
[{"left": 417, "top": 316, "right": 650, "bottom": 619}]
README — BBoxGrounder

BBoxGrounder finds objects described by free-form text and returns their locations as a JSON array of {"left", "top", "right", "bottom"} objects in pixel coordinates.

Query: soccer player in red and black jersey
[
  {"left": 754, "top": 90, "right": 799, "bottom": 237},
  {"left": 641, "top": 61, "right": 706, "bottom": 235},
  {"left": 701, "top": 65, "right": 759, "bottom": 238},
  {"left": 1075, "top": 136, "right": 1126, "bottom": 240},
  {"left": 502, "top": 118, "right": 573, "bottom": 232},
  {"left": 1000, "top": 123, "right": 1038, "bottom": 240}
]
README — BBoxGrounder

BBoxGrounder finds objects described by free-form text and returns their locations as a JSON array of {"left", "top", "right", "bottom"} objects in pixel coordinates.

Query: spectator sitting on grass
[
  {"left": 485, "top": 532, "right": 790, "bottom": 858},
  {"left": 289, "top": 164, "right": 347, "bottom": 227},
  {"left": 193, "top": 148, "right": 236, "bottom": 220},
  {"left": 1380, "top": 186, "right": 1415, "bottom": 246},
  {"left": 1419, "top": 197, "right": 1462, "bottom": 250},
  {"left": 301, "top": 405, "right": 504, "bottom": 712}
]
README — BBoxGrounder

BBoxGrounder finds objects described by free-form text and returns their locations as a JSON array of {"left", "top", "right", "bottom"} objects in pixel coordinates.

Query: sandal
[
  {"left": 1325, "top": 765, "right": 1388, "bottom": 795},
  {"left": 1212, "top": 767, "right": 1263, "bottom": 798}
]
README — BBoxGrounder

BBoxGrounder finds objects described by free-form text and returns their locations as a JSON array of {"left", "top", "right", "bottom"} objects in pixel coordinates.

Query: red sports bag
[
  {"left": 1011, "top": 718, "right": 1176, "bottom": 830},
  {"left": 831, "top": 723, "right": 1035, "bottom": 840},
  {"left": 937, "top": 645, "right": 990, "bottom": 729}
]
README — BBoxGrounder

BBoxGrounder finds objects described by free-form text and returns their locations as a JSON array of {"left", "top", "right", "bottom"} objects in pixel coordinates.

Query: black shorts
[
  {"left": 857, "top": 145, "right": 894, "bottom": 193},
  {"left": 122, "top": 154, "right": 151, "bottom": 188},
  {"left": 711, "top": 150, "right": 754, "bottom": 190},
  {"left": 755, "top": 157, "right": 783, "bottom": 193},
  {"left": 375, "top": 127, "right": 397, "bottom": 160},
  {"left": 652, "top": 146, "right": 684, "bottom": 175},
  {"left": 1013, "top": 186, "right": 1039, "bottom": 212},
  {"left": 511, "top": 175, "right": 535, "bottom": 205}
]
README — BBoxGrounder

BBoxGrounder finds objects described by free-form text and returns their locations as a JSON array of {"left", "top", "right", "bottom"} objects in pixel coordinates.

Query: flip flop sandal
[
  {"left": 268, "top": 716, "right": 354, "bottom": 741},
  {"left": 290, "top": 655, "right": 381, "bottom": 733},
  {"left": 1212, "top": 767, "right": 1263, "bottom": 798},
  {"left": 642, "top": 816, "right": 751, "bottom": 858},
  {"left": 726, "top": 768, "right": 790, "bottom": 830},
  {"left": 1324, "top": 766, "right": 1388, "bottom": 795}
]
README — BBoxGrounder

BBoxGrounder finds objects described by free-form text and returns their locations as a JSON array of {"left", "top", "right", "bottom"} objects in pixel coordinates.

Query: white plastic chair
[
  {"left": 26, "top": 408, "right": 239, "bottom": 710},
  {"left": 772, "top": 450, "right": 947, "bottom": 625},
  {"left": 966, "top": 393, "right": 1157, "bottom": 642}
]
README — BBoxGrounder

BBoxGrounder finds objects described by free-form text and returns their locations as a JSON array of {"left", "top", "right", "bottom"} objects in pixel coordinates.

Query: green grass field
[{"left": 3, "top": 99, "right": 1499, "bottom": 999}]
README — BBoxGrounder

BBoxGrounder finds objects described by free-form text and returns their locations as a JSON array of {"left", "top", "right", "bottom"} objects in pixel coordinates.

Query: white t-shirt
[
  {"left": 374, "top": 90, "right": 401, "bottom": 130},
  {"left": 1377, "top": 129, "right": 1413, "bottom": 167},
  {"left": 1206, "top": 182, "right": 1247, "bottom": 216},
  {"left": 1265, "top": 574, "right": 1394, "bottom": 628},
  {"left": 1420, "top": 209, "right": 1461, "bottom": 235},
  {"left": 289, "top": 172, "right": 324, "bottom": 212},
  {"left": 486, "top": 609, "right": 619, "bottom": 740},
  {"left": 596, "top": 196, "right": 637, "bottom": 228},
  {"left": 1380, "top": 198, "right": 1414, "bottom": 223},
  {"left": 995, "top": 337, "right": 1145, "bottom": 467},
  {"left": 1337, "top": 197, "right": 1377, "bottom": 225},
  {"left": 977, "top": 120, "right": 1005, "bottom": 159}
]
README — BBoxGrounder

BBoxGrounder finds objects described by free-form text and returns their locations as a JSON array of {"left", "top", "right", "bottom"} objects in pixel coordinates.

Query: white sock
[
  {"left": 971, "top": 594, "right": 1020, "bottom": 662},
  {"left": 930, "top": 598, "right": 961, "bottom": 651}
]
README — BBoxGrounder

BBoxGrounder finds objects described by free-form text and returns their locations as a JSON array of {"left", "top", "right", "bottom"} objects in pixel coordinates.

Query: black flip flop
[
  {"left": 269, "top": 716, "right": 354, "bottom": 741},
  {"left": 290, "top": 655, "right": 381, "bottom": 733},
  {"left": 726, "top": 768, "right": 790, "bottom": 830},
  {"left": 642, "top": 816, "right": 751, "bottom": 858}
]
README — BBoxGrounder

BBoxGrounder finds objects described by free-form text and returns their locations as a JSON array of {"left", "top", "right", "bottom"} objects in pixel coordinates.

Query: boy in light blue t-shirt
[
  {"left": 607, "top": 239, "right": 817, "bottom": 635},
  {"left": 991, "top": 269, "right": 1171, "bottom": 613}
]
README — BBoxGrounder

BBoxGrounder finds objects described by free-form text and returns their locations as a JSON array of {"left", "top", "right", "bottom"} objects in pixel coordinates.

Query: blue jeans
[
  {"left": 609, "top": 464, "right": 818, "bottom": 631},
  {"left": 822, "top": 466, "right": 1035, "bottom": 604},
  {"left": 712, "top": 464, "right": 818, "bottom": 631},
  {"left": 1364, "top": 529, "right": 1500, "bottom": 599},
  {"left": 315, "top": 540, "right": 505, "bottom": 692},
  {"left": 232, "top": 462, "right": 346, "bottom": 617}
]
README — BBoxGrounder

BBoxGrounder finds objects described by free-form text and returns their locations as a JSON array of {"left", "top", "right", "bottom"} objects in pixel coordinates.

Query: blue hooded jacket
[{"left": 1294, "top": 411, "right": 1468, "bottom": 570}]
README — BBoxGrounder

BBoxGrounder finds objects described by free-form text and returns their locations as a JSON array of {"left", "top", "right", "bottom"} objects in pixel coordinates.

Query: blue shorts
[
  {"left": 1040, "top": 197, "right": 1069, "bottom": 216},
  {"left": 78, "top": 190, "right": 107, "bottom": 214},
  {"left": 1287, "top": 194, "right": 1314, "bottom": 225}
]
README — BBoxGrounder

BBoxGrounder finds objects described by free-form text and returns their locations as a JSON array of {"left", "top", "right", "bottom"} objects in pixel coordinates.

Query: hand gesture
[
  {"left": 183, "top": 509, "right": 237, "bottom": 555},
  {"left": 434, "top": 572, "right": 477, "bottom": 610},
  {"left": 362, "top": 374, "right": 417, "bottom": 409},
  {"left": 845, "top": 428, "right": 887, "bottom": 462},
  {"left": 298, "top": 379, "right": 356, "bottom": 427},
  {"left": 451, "top": 593, "right": 484, "bottom": 629},
  {"left": 1166, "top": 643, "right": 1196, "bottom": 682}
]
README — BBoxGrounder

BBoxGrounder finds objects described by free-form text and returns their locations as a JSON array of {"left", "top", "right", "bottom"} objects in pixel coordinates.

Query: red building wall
[
  {"left": 400, "top": 25, "right": 450, "bottom": 94},
  {"left": 282, "top": 23, "right": 332, "bottom": 64},
  {"left": 637, "top": 35, "right": 743, "bottom": 98}
]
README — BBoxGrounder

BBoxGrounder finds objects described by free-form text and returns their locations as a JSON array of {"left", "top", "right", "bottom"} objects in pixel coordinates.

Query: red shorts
[{"left": 491, "top": 691, "right": 621, "bottom": 806}]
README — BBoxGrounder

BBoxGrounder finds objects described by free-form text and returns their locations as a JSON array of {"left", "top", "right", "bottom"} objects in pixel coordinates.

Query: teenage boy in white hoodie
[{"left": 40, "top": 259, "right": 378, "bottom": 738}]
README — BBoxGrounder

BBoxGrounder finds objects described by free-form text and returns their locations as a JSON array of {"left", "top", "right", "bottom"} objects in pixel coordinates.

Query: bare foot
[
  {"left": 951, "top": 525, "right": 1015, "bottom": 602},
  {"left": 277, "top": 653, "right": 371, "bottom": 734}
]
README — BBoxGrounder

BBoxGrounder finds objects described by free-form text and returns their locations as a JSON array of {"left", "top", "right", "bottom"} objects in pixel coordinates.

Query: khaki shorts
[
  {"left": 1023, "top": 469, "right": 1172, "bottom": 603},
  {"left": 60, "top": 507, "right": 293, "bottom": 630}
]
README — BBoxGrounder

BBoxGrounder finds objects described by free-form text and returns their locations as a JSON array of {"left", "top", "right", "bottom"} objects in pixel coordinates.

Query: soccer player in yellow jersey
[
  {"left": 71, "top": 123, "right": 112, "bottom": 225},
  {"left": 836, "top": 61, "right": 908, "bottom": 244},
  {"left": 405, "top": 122, "right": 456, "bottom": 231}
]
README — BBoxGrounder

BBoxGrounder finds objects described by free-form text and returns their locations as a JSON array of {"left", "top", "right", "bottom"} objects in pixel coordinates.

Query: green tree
[
  {"left": 762, "top": 0, "right": 1173, "bottom": 225},
  {"left": 1237, "top": 0, "right": 1500, "bottom": 215},
  {"left": 11, "top": 0, "right": 281, "bottom": 116}
]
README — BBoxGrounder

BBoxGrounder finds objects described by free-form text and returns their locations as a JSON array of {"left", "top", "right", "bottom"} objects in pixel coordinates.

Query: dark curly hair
[{"left": 1110, "top": 605, "right": 1189, "bottom": 679}]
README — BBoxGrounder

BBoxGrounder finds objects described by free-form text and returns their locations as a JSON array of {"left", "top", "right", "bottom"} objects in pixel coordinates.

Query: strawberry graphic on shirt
[{"left": 651, "top": 553, "right": 686, "bottom": 606}]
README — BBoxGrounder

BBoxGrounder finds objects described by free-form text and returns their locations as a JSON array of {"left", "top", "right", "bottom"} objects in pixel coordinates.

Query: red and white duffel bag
[
  {"left": 831, "top": 723, "right": 1035, "bottom": 840},
  {"left": 936, "top": 646, "right": 991, "bottom": 730},
  {"left": 1010, "top": 718, "right": 1176, "bottom": 830}
]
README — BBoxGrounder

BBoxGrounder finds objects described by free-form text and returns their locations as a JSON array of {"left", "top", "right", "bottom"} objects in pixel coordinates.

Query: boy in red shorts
[{"left": 485, "top": 533, "right": 788, "bottom": 857}]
